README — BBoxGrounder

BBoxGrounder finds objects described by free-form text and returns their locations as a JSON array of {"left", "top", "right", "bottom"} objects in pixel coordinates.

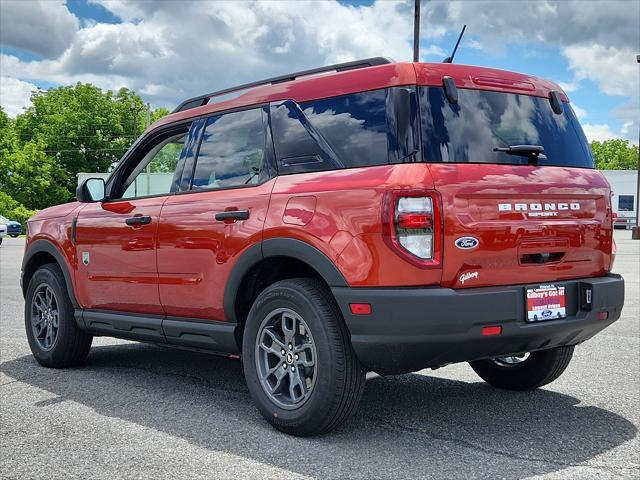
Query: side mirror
[{"left": 76, "top": 178, "right": 106, "bottom": 202}]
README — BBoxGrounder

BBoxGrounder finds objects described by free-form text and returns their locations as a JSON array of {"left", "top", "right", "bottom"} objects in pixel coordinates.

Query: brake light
[
  {"left": 383, "top": 191, "right": 442, "bottom": 267},
  {"left": 396, "top": 196, "right": 434, "bottom": 260}
]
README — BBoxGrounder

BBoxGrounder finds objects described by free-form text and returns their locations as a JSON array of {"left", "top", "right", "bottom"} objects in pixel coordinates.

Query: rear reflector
[
  {"left": 481, "top": 325, "right": 502, "bottom": 336},
  {"left": 597, "top": 311, "right": 609, "bottom": 320},
  {"left": 350, "top": 303, "right": 372, "bottom": 315}
]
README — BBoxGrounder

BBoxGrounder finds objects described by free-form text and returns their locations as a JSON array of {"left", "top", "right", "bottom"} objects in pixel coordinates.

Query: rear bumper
[{"left": 331, "top": 274, "right": 624, "bottom": 375}]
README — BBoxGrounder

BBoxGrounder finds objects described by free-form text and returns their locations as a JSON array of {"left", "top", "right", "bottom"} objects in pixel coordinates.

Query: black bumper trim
[{"left": 331, "top": 274, "right": 624, "bottom": 375}]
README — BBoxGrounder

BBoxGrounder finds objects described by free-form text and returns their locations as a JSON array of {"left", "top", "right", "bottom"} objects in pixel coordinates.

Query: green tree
[
  {"left": 150, "top": 107, "right": 170, "bottom": 124},
  {"left": 590, "top": 139, "right": 638, "bottom": 170},
  {"left": 0, "top": 139, "right": 69, "bottom": 209},
  {"left": 0, "top": 191, "right": 36, "bottom": 230},
  {"left": 14, "top": 83, "right": 149, "bottom": 195}
]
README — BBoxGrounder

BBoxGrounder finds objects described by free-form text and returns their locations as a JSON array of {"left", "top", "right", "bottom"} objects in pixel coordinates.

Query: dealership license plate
[{"left": 526, "top": 285, "right": 566, "bottom": 322}]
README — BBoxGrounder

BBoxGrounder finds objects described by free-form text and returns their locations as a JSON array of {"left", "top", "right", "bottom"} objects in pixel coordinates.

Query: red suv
[{"left": 22, "top": 58, "right": 625, "bottom": 436}]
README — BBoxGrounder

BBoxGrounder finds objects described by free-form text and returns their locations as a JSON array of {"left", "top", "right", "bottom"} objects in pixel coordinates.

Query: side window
[
  {"left": 191, "top": 108, "right": 266, "bottom": 190},
  {"left": 300, "top": 89, "right": 391, "bottom": 167},
  {"left": 270, "top": 88, "right": 415, "bottom": 174},
  {"left": 122, "top": 133, "right": 188, "bottom": 199},
  {"left": 618, "top": 195, "right": 634, "bottom": 212}
]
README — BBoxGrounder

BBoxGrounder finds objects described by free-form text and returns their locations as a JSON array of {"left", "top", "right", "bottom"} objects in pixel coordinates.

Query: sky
[{"left": 0, "top": 0, "right": 638, "bottom": 144}]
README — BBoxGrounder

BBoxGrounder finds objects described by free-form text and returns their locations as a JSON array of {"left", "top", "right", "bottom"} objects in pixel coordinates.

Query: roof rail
[{"left": 172, "top": 57, "right": 394, "bottom": 113}]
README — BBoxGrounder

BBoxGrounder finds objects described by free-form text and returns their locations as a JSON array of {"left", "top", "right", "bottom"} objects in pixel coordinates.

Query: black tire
[
  {"left": 10, "top": 234, "right": 19, "bottom": 238},
  {"left": 469, "top": 346, "right": 574, "bottom": 391},
  {"left": 242, "top": 278, "right": 365, "bottom": 436},
  {"left": 25, "top": 263, "right": 93, "bottom": 368}
]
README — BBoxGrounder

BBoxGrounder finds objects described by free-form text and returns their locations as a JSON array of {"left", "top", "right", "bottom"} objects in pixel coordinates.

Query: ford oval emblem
[{"left": 455, "top": 237, "right": 479, "bottom": 249}]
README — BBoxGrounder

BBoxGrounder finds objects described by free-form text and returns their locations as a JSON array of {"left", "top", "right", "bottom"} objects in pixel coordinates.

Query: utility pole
[
  {"left": 413, "top": 0, "right": 420, "bottom": 62},
  {"left": 633, "top": 55, "right": 640, "bottom": 240}
]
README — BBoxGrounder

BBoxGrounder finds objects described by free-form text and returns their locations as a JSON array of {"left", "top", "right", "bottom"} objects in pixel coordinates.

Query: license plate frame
[{"left": 525, "top": 284, "right": 567, "bottom": 322}]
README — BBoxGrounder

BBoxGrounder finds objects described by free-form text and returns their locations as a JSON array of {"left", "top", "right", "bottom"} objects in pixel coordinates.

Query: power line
[{"left": 41, "top": 148, "right": 129, "bottom": 154}]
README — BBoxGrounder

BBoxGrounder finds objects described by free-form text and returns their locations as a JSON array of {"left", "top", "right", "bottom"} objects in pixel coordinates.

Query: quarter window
[
  {"left": 192, "top": 108, "right": 266, "bottom": 190},
  {"left": 270, "top": 88, "right": 413, "bottom": 174},
  {"left": 300, "top": 89, "right": 390, "bottom": 167}
]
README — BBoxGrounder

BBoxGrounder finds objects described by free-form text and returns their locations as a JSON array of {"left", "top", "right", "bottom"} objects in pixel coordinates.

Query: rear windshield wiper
[{"left": 493, "top": 145, "right": 546, "bottom": 164}]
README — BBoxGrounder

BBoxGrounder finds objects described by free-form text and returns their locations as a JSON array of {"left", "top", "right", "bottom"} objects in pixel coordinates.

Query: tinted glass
[
  {"left": 271, "top": 89, "right": 398, "bottom": 173},
  {"left": 300, "top": 89, "right": 390, "bottom": 167},
  {"left": 192, "top": 109, "right": 265, "bottom": 190},
  {"left": 419, "top": 87, "right": 594, "bottom": 168},
  {"left": 618, "top": 195, "right": 634, "bottom": 211}
]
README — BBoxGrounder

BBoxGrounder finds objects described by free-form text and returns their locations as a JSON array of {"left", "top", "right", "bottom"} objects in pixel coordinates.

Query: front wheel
[
  {"left": 242, "top": 278, "right": 365, "bottom": 436},
  {"left": 469, "top": 346, "right": 574, "bottom": 391},
  {"left": 25, "top": 264, "right": 93, "bottom": 368},
  {"left": 10, "top": 234, "right": 19, "bottom": 238}
]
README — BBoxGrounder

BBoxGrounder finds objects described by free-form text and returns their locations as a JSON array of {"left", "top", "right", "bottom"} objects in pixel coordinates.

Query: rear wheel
[
  {"left": 25, "top": 264, "right": 93, "bottom": 368},
  {"left": 242, "top": 278, "right": 365, "bottom": 436},
  {"left": 469, "top": 346, "right": 574, "bottom": 391},
  {"left": 10, "top": 234, "right": 19, "bottom": 238}
]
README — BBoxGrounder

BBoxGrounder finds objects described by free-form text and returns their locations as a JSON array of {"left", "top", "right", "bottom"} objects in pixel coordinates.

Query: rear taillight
[
  {"left": 396, "top": 197, "right": 434, "bottom": 260},
  {"left": 384, "top": 191, "right": 442, "bottom": 267}
]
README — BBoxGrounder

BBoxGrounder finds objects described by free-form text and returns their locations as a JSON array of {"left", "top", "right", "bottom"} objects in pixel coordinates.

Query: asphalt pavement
[{"left": 1, "top": 233, "right": 638, "bottom": 479}]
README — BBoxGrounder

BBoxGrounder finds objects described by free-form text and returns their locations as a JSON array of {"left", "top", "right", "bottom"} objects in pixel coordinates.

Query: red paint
[
  {"left": 151, "top": 62, "right": 569, "bottom": 133},
  {"left": 74, "top": 198, "right": 164, "bottom": 315},
  {"left": 25, "top": 60, "right": 610, "bottom": 325},
  {"left": 156, "top": 181, "right": 274, "bottom": 320}
]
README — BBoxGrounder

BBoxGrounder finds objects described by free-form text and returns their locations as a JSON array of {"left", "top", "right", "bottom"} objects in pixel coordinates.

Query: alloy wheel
[
  {"left": 255, "top": 308, "right": 317, "bottom": 410},
  {"left": 30, "top": 284, "right": 60, "bottom": 351}
]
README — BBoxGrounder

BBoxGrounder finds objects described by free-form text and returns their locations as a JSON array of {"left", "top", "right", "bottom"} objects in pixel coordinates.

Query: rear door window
[
  {"left": 191, "top": 108, "right": 267, "bottom": 190},
  {"left": 419, "top": 87, "right": 594, "bottom": 168}
]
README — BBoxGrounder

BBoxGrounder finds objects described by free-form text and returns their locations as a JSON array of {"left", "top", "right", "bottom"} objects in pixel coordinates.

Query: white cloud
[
  {"left": 0, "top": 76, "right": 38, "bottom": 117},
  {"left": 0, "top": 0, "right": 79, "bottom": 57},
  {"left": 563, "top": 45, "right": 638, "bottom": 97},
  {"left": 558, "top": 81, "right": 579, "bottom": 93},
  {"left": 2, "top": 1, "right": 418, "bottom": 110},
  {"left": 0, "top": 0, "right": 638, "bottom": 144},
  {"left": 570, "top": 104, "right": 587, "bottom": 120},
  {"left": 581, "top": 124, "right": 621, "bottom": 143}
]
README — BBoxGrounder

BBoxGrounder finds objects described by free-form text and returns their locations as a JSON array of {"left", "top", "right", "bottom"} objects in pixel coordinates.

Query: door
[
  {"left": 74, "top": 124, "right": 196, "bottom": 314},
  {"left": 157, "top": 106, "right": 275, "bottom": 321}
]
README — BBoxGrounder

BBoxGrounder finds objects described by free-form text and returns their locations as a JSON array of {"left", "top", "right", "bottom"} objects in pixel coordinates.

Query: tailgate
[{"left": 429, "top": 164, "right": 613, "bottom": 288}]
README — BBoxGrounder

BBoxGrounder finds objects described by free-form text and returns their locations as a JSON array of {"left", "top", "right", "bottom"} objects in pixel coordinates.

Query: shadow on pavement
[{"left": 2, "top": 343, "right": 635, "bottom": 479}]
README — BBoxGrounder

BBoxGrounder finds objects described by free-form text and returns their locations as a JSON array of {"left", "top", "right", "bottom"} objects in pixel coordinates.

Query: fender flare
[
  {"left": 22, "top": 239, "right": 79, "bottom": 308},
  {"left": 223, "top": 238, "right": 348, "bottom": 323}
]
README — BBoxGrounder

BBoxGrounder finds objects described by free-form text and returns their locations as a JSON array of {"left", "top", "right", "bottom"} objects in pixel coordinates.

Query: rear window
[{"left": 419, "top": 87, "right": 594, "bottom": 168}]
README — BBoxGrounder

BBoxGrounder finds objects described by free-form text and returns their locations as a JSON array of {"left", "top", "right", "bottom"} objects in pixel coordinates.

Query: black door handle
[
  {"left": 215, "top": 210, "right": 250, "bottom": 222},
  {"left": 125, "top": 215, "right": 152, "bottom": 226}
]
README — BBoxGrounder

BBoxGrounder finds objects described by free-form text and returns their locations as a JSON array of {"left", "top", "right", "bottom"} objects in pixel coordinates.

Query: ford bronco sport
[{"left": 22, "top": 58, "right": 625, "bottom": 436}]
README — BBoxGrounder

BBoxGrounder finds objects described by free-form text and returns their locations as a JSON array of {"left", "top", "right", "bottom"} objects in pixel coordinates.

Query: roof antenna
[{"left": 442, "top": 25, "right": 466, "bottom": 63}]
